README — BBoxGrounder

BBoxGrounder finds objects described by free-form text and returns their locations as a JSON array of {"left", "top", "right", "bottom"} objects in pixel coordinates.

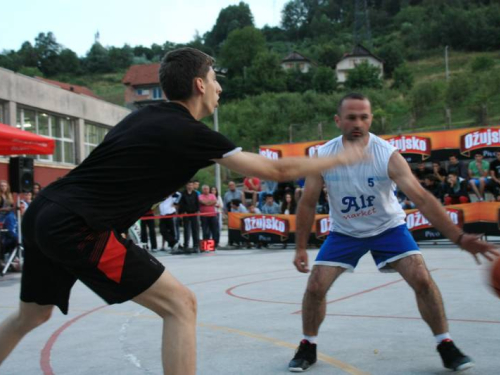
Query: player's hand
[
  {"left": 336, "top": 142, "right": 369, "bottom": 166},
  {"left": 294, "top": 249, "right": 310, "bottom": 273},
  {"left": 460, "top": 233, "right": 500, "bottom": 264}
]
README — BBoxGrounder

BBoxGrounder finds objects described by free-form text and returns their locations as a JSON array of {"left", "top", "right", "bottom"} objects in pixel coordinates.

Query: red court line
[
  {"left": 187, "top": 268, "right": 292, "bottom": 286},
  {"left": 324, "top": 313, "right": 500, "bottom": 325},
  {"left": 40, "top": 305, "right": 108, "bottom": 375},
  {"left": 226, "top": 276, "right": 305, "bottom": 305}
]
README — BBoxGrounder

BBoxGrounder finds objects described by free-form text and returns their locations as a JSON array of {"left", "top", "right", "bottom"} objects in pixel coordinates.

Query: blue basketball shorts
[{"left": 314, "top": 224, "right": 421, "bottom": 272}]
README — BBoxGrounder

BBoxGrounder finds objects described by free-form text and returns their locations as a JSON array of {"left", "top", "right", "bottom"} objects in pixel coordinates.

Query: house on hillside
[
  {"left": 122, "top": 63, "right": 166, "bottom": 109},
  {"left": 336, "top": 44, "right": 384, "bottom": 83},
  {"left": 281, "top": 51, "right": 315, "bottom": 73}
]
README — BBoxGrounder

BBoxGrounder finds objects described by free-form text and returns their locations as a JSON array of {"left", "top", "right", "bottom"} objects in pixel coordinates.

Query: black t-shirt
[
  {"left": 489, "top": 159, "right": 500, "bottom": 178},
  {"left": 41, "top": 103, "right": 239, "bottom": 231}
]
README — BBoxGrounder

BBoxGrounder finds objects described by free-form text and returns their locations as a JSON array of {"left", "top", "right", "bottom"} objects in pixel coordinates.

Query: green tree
[
  {"left": 219, "top": 26, "right": 266, "bottom": 77},
  {"left": 470, "top": 56, "right": 496, "bottom": 73},
  {"left": 410, "top": 81, "right": 445, "bottom": 119},
  {"left": 18, "top": 42, "right": 38, "bottom": 67},
  {"left": 317, "top": 44, "right": 342, "bottom": 69},
  {"left": 345, "top": 61, "right": 383, "bottom": 90},
  {"left": 391, "top": 63, "right": 414, "bottom": 91},
  {"left": 377, "top": 42, "right": 405, "bottom": 77},
  {"left": 205, "top": 2, "right": 254, "bottom": 49},
  {"left": 246, "top": 51, "right": 286, "bottom": 95},
  {"left": 58, "top": 49, "right": 81, "bottom": 74},
  {"left": 312, "top": 66, "right": 337, "bottom": 93},
  {"left": 85, "top": 42, "right": 111, "bottom": 73},
  {"left": 445, "top": 73, "right": 473, "bottom": 107},
  {"left": 34, "top": 32, "right": 62, "bottom": 76},
  {"left": 108, "top": 45, "right": 134, "bottom": 70},
  {"left": 18, "top": 66, "right": 43, "bottom": 77}
]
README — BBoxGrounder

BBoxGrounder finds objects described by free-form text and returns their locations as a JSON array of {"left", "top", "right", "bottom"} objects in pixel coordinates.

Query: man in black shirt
[
  {"left": 178, "top": 181, "right": 200, "bottom": 252},
  {"left": 488, "top": 150, "right": 500, "bottom": 201},
  {"left": 0, "top": 48, "right": 368, "bottom": 375}
]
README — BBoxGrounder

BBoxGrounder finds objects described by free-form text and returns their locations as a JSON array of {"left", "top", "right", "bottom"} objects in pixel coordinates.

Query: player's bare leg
[
  {"left": 302, "top": 265, "right": 345, "bottom": 335},
  {"left": 0, "top": 302, "right": 54, "bottom": 365},
  {"left": 133, "top": 270, "right": 197, "bottom": 375},
  {"left": 391, "top": 254, "right": 448, "bottom": 334}
]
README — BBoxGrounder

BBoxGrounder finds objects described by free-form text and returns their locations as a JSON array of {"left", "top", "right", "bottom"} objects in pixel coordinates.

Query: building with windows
[
  {"left": 336, "top": 44, "right": 384, "bottom": 83},
  {"left": 281, "top": 52, "right": 315, "bottom": 73},
  {"left": 122, "top": 63, "right": 166, "bottom": 109},
  {"left": 0, "top": 67, "right": 131, "bottom": 186}
]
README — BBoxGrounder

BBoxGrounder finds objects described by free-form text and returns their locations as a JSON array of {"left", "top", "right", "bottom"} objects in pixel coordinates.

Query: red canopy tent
[{"left": 0, "top": 122, "right": 55, "bottom": 155}]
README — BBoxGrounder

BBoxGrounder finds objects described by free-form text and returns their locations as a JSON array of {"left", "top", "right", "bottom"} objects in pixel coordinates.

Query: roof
[
  {"left": 339, "top": 44, "right": 383, "bottom": 63},
  {"left": 35, "top": 77, "right": 101, "bottom": 99},
  {"left": 122, "top": 63, "right": 161, "bottom": 86},
  {"left": 281, "top": 51, "right": 312, "bottom": 63}
]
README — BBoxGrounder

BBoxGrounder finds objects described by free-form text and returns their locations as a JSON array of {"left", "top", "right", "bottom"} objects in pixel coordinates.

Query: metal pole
[
  {"left": 445, "top": 46, "right": 449, "bottom": 81},
  {"left": 214, "top": 108, "right": 221, "bottom": 195}
]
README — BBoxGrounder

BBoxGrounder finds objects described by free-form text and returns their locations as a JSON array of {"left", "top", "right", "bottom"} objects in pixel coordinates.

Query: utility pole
[
  {"left": 289, "top": 124, "right": 293, "bottom": 143},
  {"left": 445, "top": 46, "right": 449, "bottom": 81},
  {"left": 318, "top": 122, "right": 323, "bottom": 139},
  {"left": 214, "top": 108, "right": 221, "bottom": 195}
]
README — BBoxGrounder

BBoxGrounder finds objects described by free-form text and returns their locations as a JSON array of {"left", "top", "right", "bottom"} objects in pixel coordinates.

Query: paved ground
[{"left": 1, "top": 241, "right": 499, "bottom": 375}]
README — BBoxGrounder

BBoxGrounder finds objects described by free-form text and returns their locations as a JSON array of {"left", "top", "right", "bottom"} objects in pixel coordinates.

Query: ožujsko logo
[
  {"left": 240, "top": 215, "right": 290, "bottom": 239},
  {"left": 385, "top": 135, "right": 432, "bottom": 160},
  {"left": 305, "top": 141, "right": 327, "bottom": 157},
  {"left": 406, "top": 208, "right": 463, "bottom": 231},
  {"left": 460, "top": 128, "right": 500, "bottom": 156},
  {"left": 315, "top": 216, "right": 331, "bottom": 239},
  {"left": 259, "top": 147, "right": 282, "bottom": 160}
]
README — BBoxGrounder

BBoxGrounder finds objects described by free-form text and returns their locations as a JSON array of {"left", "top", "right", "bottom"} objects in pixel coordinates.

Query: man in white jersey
[{"left": 288, "top": 93, "right": 499, "bottom": 373}]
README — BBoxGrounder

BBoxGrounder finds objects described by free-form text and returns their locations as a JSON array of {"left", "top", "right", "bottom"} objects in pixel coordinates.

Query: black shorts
[{"left": 20, "top": 196, "right": 165, "bottom": 314}]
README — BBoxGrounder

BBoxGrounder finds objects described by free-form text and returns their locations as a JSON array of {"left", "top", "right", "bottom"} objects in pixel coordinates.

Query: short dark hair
[
  {"left": 231, "top": 199, "right": 241, "bottom": 206},
  {"left": 337, "top": 93, "right": 369, "bottom": 115},
  {"left": 159, "top": 48, "right": 215, "bottom": 101}
]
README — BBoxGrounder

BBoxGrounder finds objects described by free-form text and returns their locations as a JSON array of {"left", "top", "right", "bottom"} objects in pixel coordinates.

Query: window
[
  {"left": 136, "top": 88, "right": 150, "bottom": 96},
  {"left": 152, "top": 87, "right": 162, "bottom": 100},
  {"left": 84, "top": 123, "right": 108, "bottom": 158},
  {"left": 0, "top": 103, "right": 4, "bottom": 123},
  {"left": 16, "top": 107, "right": 76, "bottom": 164}
]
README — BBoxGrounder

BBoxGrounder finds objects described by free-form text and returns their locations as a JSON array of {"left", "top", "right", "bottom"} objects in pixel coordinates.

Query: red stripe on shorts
[{"left": 97, "top": 232, "right": 126, "bottom": 283}]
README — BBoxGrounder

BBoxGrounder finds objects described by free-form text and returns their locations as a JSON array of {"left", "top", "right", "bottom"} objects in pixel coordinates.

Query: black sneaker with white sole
[
  {"left": 288, "top": 339, "right": 317, "bottom": 372},
  {"left": 437, "top": 340, "right": 474, "bottom": 372}
]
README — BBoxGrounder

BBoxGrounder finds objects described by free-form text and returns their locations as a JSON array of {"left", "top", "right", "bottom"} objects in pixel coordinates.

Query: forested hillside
[{"left": 2, "top": 0, "right": 500, "bottom": 152}]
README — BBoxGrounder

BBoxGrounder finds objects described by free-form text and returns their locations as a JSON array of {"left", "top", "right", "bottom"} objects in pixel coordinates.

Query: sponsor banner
[
  {"left": 315, "top": 216, "right": 331, "bottom": 239},
  {"left": 240, "top": 215, "right": 290, "bottom": 240},
  {"left": 305, "top": 141, "right": 327, "bottom": 157},
  {"left": 460, "top": 128, "right": 500, "bottom": 156},
  {"left": 260, "top": 126, "right": 500, "bottom": 161},
  {"left": 406, "top": 208, "right": 464, "bottom": 232},
  {"left": 259, "top": 147, "right": 282, "bottom": 160},
  {"left": 384, "top": 135, "right": 432, "bottom": 160}
]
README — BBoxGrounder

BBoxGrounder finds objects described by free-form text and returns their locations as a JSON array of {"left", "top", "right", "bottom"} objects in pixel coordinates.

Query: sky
[{"left": 0, "top": 0, "right": 288, "bottom": 57}]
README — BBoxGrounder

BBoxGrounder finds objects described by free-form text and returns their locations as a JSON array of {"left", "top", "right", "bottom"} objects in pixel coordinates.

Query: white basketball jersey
[{"left": 318, "top": 133, "right": 406, "bottom": 238}]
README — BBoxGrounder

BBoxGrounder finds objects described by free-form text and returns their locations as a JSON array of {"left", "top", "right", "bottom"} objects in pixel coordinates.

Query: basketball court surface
[{"left": 1, "top": 243, "right": 498, "bottom": 375}]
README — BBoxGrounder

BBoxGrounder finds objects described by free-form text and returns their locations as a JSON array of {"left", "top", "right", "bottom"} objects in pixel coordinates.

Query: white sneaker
[{"left": 172, "top": 242, "right": 180, "bottom": 251}]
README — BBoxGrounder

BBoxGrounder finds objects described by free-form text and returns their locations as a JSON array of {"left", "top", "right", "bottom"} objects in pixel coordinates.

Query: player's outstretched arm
[
  {"left": 215, "top": 143, "right": 367, "bottom": 182},
  {"left": 389, "top": 152, "right": 499, "bottom": 264},
  {"left": 293, "top": 173, "right": 324, "bottom": 273}
]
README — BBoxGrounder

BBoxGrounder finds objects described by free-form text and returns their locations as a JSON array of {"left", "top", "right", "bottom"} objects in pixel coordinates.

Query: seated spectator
[
  {"left": 281, "top": 192, "right": 297, "bottom": 215},
  {"left": 397, "top": 189, "right": 416, "bottom": 210},
  {"left": 259, "top": 180, "right": 278, "bottom": 209},
  {"left": 447, "top": 154, "right": 468, "bottom": 180},
  {"left": 230, "top": 199, "right": 248, "bottom": 213},
  {"left": 444, "top": 172, "right": 470, "bottom": 205},
  {"left": 413, "top": 162, "right": 432, "bottom": 184},
  {"left": 248, "top": 203, "right": 261, "bottom": 214},
  {"left": 468, "top": 152, "right": 490, "bottom": 201},
  {"left": 294, "top": 178, "right": 305, "bottom": 202},
  {"left": 274, "top": 181, "right": 295, "bottom": 204},
  {"left": 432, "top": 160, "right": 447, "bottom": 184},
  {"left": 223, "top": 181, "right": 245, "bottom": 213},
  {"left": 423, "top": 174, "right": 444, "bottom": 202},
  {"left": 317, "top": 185, "right": 329, "bottom": 214},
  {"left": 243, "top": 176, "right": 261, "bottom": 205},
  {"left": 261, "top": 194, "right": 281, "bottom": 214},
  {"left": 488, "top": 150, "right": 500, "bottom": 201}
]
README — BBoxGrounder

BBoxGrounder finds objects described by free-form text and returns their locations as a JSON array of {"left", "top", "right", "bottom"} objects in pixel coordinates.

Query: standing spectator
[
  {"left": 192, "top": 180, "right": 201, "bottom": 195},
  {"left": 223, "top": 181, "right": 244, "bottom": 213},
  {"left": 414, "top": 162, "right": 432, "bottom": 184},
  {"left": 281, "top": 192, "right": 297, "bottom": 215},
  {"left": 259, "top": 179, "right": 278, "bottom": 209},
  {"left": 32, "top": 182, "right": 42, "bottom": 199},
  {"left": 261, "top": 193, "right": 281, "bottom": 214},
  {"left": 0, "top": 200, "right": 26, "bottom": 272},
  {"left": 432, "top": 161, "right": 447, "bottom": 184},
  {"left": 243, "top": 176, "right": 261, "bottom": 205},
  {"left": 397, "top": 189, "right": 416, "bottom": 210},
  {"left": 423, "top": 175, "right": 444, "bottom": 203},
  {"left": 0, "top": 180, "right": 13, "bottom": 223},
  {"left": 211, "top": 186, "right": 224, "bottom": 236},
  {"left": 140, "top": 208, "right": 158, "bottom": 251},
  {"left": 447, "top": 155, "right": 468, "bottom": 180},
  {"left": 443, "top": 172, "right": 470, "bottom": 205},
  {"left": 468, "top": 153, "right": 489, "bottom": 201},
  {"left": 23, "top": 191, "right": 33, "bottom": 206},
  {"left": 158, "top": 192, "right": 181, "bottom": 252},
  {"left": 489, "top": 150, "right": 500, "bottom": 201},
  {"left": 178, "top": 181, "right": 200, "bottom": 252},
  {"left": 199, "top": 185, "right": 219, "bottom": 248}
]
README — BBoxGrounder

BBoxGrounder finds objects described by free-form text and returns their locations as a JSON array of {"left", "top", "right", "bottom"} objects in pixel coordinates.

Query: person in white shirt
[
  {"left": 159, "top": 192, "right": 181, "bottom": 252},
  {"left": 288, "top": 93, "right": 499, "bottom": 373}
]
